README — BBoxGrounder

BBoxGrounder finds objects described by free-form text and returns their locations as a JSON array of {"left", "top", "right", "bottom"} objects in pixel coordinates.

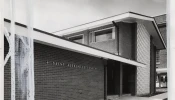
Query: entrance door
[
  {"left": 106, "top": 61, "right": 136, "bottom": 96},
  {"left": 107, "top": 60, "right": 120, "bottom": 95},
  {"left": 122, "top": 64, "right": 136, "bottom": 96}
]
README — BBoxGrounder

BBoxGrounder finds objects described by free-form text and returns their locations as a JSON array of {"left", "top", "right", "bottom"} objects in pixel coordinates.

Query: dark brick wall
[
  {"left": 4, "top": 37, "right": 11, "bottom": 100},
  {"left": 156, "top": 49, "right": 167, "bottom": 68},
  {"left": 4, "top": 40, "right": 105, "bottom": 100},
  {"left": 34, "top": 43, "right": 104, "bottom": 100},
  {"left": 157, "top": 25, "right": 167, "bottom": 69},
  {"left": 155, "top": 15, "right": 167, "bottom": 69}
]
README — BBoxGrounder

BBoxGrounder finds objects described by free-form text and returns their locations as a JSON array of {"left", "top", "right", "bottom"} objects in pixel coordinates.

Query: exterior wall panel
[
  {"left": 136, "top": 23, "right": 150, "bottom": 95},
  {"left": 118, "top": 23, "right": 133, "bottom": 59},
  {"left": 89, "top": 40, "right": 116, "bottom": 54}
]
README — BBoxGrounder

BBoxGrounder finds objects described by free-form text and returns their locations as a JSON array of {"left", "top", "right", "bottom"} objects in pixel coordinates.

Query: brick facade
[
  {"left": 156, "top": 50, "right": 167, "bottom": 68},
  {"left": 4, "top": 38, "right": 105, "bottom": 100},
  {"left": 4, "top": 15, "right": 161, "bottom": 99},
  {"left": 64, "top": 21, "right": 153, "bottom": 96},
  {"left": 34, "top": 43, "right": 104, "bottom": 100}
]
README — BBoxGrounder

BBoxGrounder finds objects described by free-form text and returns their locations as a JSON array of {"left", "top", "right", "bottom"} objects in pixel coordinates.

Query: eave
[{"left": 53, "top": 12, "right": 166, "bottom": 50}]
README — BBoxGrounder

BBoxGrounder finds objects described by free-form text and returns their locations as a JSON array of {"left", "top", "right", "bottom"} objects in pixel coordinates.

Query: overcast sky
[{"left": 5, "top": 0, "right": 166, "bottom": 33}]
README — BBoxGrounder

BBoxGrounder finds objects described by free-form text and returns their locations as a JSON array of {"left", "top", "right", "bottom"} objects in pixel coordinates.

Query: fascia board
[{"left": 53, "top": 13, "right": 130, "bottom": 36}]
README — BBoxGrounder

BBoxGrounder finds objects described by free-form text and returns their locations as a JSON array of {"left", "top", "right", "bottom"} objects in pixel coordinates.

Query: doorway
[
  {"left": 107, "top": 60, "right": 120, "bottom": 95},
  {"left": 106, "top": 61, "right": 136, "bottom": 96},
  {"left": 122, "top": 64, "right": 136, "bottom": 95}
]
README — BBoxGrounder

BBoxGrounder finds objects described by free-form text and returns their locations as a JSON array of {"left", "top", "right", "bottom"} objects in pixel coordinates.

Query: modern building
[
  {"left": 4, "top": 12, "right": 166, "bottom": 100},
  {"left": 154, "top": 14, "right": 167, "bottom": 88}
]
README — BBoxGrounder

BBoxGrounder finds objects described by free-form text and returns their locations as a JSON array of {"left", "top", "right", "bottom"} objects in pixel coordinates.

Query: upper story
[{"left": 53, "top": 12, "right": 166, "bottom": 62}]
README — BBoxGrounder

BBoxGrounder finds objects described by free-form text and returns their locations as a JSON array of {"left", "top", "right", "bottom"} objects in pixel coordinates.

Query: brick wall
[
  {"left": 136, "top": 22, "right": 150, "bottom": 95},
  {"left": 156, "top": 25, "right": 167, "bottom": 69},
  {"left": 157, "top": 49, "right": 167, "bottom": 68},
  {"left": 34, "top": 43, "right": 104, "bottom": 100},
  {"left": 4, "top": 39, "right": 105, "bottom": 100}
]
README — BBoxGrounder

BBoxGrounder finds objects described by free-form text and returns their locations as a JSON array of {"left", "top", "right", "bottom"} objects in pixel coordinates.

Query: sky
[{"left": 4, "top": 0, "right": 166, "bottom": 33}]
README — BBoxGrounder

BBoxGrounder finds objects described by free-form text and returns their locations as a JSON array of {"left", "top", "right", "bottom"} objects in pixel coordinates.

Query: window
[
  {"left": 92, "top": 27, "right": 115, "bottom": 42},
  {"left": 68, "top": 35, "right": 84, "bottom": 44},
  {"left": 156, "top": 50, "right": 160, "bottom": 64}
]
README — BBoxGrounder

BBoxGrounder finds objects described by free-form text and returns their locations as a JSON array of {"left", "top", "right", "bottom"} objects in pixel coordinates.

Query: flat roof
[{"left": 52, "top": 12, "right": 166, "bottom": 49}]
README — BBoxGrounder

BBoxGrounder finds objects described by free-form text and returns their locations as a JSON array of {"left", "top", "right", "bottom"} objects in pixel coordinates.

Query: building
[
  {"left": 154, "top": 14, "right": 167, "bottom": 88},
  {"left": 4, "top": 12, "right": 166, "bottom": 100}
]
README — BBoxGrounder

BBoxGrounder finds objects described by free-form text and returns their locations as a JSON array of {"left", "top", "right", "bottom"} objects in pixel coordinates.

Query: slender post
[
  {"left": 104, "top": 62, "right": 107, "bottom": 100},
  {"left": 119, "top": 63, "right": 123, "bottom": 96},
  {"left": 10, "top": 0, "right": 16, "bottom": 99},
  {"left": 167, "top": 0, "right": 175, "bottom": 99},
  {"left": 102, "top": 58, "right": 107, "bottom": 100},
  {"left": 0, "top": 0, "right": 4, "bottom": 99},
  {"left": 26, "top": 0, "right": 35, "bottom": 99}
]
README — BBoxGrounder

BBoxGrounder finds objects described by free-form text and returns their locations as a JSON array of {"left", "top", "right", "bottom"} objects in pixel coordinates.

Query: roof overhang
[
  {"left": 53, "top": 12, "right": 166, "bottom": 50},
  {"left": 4, "top": 21, "right": 146, "bottom": 68}
]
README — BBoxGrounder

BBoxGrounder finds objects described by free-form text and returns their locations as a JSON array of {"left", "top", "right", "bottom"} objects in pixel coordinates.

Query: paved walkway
[
  {"left": 149, "top": 92, "right": 167, "bottom": 100},
  {"left": 106, "top": 92, "right": 167, "bottom": 100}
]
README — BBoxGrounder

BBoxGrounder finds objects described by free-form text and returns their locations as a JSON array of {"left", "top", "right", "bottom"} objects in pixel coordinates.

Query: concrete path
[
  {"left": 106, "top": 92, "right": 167, "bottom": 100},
  {"left": 149, "top": 92, "right": 167, "bottom": 100}
]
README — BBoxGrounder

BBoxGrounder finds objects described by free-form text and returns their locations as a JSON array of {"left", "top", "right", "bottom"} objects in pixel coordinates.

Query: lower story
[{"left": 4, "top": 37, "right": 156, "bottom": 100}]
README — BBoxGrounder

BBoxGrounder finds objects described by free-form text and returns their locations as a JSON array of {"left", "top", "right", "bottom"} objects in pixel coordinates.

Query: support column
[
  {"left": 26, "top": 0, "right": 35, "bottom": 99},
  {"left": 10, "top": 0, "right": 16, "bottom": 99},
  {"left": 167, "top": 0, "right": 175, "bottom": 99},
  {"left": 103, "top": 59, "right": 107, "bottom": 100},
  {"left": 15, "top": 35, "right": 34, "bottom": 100},
  {"left": 119, "top": 63, "right": 123, "bottom": 96},
  {"left": 0, "top": 0, "right": 4, "bottom": 99}
]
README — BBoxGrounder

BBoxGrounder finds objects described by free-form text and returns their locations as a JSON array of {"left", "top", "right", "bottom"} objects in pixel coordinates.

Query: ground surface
[{"left": 103, "top": 88, "right": 168, "bottom": 100}]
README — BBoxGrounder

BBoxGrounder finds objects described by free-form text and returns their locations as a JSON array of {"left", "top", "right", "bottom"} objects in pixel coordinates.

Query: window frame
[
  {"left": 68, "top": 34, "right": 84, "bottom": 44},
  {"left": 91, "top": 27, "right": 115, "bottom": 43}
]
